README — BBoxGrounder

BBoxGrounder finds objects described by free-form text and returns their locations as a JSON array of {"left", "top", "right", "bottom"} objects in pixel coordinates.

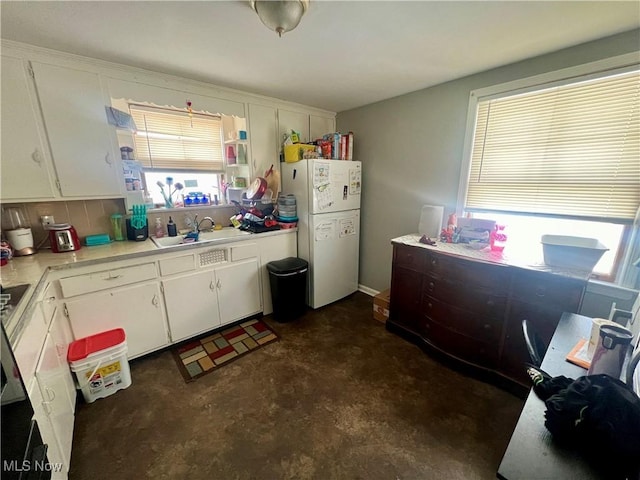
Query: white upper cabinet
[
  {"left": 0, "top": 55, "right": 56, "bottom": 201},
  {"left": 248, "top": 103, "right": 279, "bottom": 181},
  {"left": 277, "top": 110, "right": 335, "bottom": 146},
  {"left": 309, "top": 114, "right": 335, "bottom": 142},
  {"left": 31, "top": 61, "right": 122, "bottom": 197},
  {"left": 278, "top": 109, "right": 310, "bottom": 144}
]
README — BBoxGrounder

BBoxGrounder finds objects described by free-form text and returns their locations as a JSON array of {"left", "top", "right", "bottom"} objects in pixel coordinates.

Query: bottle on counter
[
  {"left": 167, "top": 216, "right": 177, "bottom": 237},
  {"left": 154, "top": 217, "right": 165, "bottom": 238},
  {"left": 110, "top": 213, "right": 125, "bottom": 241},
  {"left": 490, "top": 224, "right": 508, "bottom": 252}
]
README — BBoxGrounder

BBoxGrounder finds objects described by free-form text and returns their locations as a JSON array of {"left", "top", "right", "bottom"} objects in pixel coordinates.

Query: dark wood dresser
[{"left": 388, "top": 235, "right": 589, "bottom": 393}]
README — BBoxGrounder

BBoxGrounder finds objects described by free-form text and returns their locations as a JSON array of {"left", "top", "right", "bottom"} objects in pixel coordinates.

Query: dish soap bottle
[
  {"left": 154, "top": 217, "right": 165, "bottom": 238},
  {"left": 167, "top": 216, "right": 177, "bottom": 237}
]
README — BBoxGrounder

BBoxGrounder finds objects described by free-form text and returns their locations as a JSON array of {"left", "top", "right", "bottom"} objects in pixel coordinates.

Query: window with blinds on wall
[
  {"left": 129, "top": 105, "right": 224, "bottom": 172},
  {"left": 466, "top": 68, "right": 639, "bottom": 223},
  {"left": 462, "top": 65, "right": 640, "bottom": 282}
]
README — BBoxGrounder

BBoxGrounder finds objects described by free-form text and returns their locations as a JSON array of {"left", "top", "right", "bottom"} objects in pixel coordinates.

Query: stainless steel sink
[{"left": 151, "top": 228, "right": 251, "bottom": 248}]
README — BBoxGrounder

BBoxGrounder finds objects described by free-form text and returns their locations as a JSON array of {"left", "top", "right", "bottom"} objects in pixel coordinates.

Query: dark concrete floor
[{"left": 69, "top": 292, "right": 524, "bottom": 480}]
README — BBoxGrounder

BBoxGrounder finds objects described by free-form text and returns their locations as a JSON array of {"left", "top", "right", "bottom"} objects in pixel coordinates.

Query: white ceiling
[{"left": 1, "top": 1, "right": 639, "bottom": 112}]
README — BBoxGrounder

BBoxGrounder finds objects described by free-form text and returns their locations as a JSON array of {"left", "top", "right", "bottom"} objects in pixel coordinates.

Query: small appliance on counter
[
  {"left": 1, "top": 207, "right": 35, "bottom": 256},
  {"left": 48, "top": 223, "right": 81, "bottom": 253}
]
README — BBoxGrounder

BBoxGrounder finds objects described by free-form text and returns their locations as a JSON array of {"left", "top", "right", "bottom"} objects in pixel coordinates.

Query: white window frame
[{"left": 457, "top": 52, "right": 640, "bottom": 285}]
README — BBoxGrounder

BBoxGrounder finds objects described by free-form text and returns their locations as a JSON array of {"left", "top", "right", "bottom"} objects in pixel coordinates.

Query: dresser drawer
[
  {"left": 424, "top": 319, "right": 499, "bottom": 368},
  {"left": 422, "top": 277, "right": 507, "bottom": 317},
  {"left": 59, "top": 263, "right": 158, "bottom": 297},
  {"left": 422, "top": 294, "right": 503, "bottom": 343},
  {"left": 393, "top": 244, "right": 426, "bottom": 272},
  {"left": 425, "top": 252, "right": 510, "bottom": 293},
  {"left": 511, "top": 270, "right": 585, "bottom": 311}
]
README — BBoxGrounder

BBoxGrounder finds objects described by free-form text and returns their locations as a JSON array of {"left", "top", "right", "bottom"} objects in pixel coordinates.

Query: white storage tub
[
  {"left": 67, "top": 328, "right": 131, "bottom": 403},
  {"left": 541, "top": 235, "right": 608, "bottom": 272}
]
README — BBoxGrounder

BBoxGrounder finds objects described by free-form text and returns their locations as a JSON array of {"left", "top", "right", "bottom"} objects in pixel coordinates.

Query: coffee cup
[{"left": 588, "top": 318, "right": 620, "bottom": 358}]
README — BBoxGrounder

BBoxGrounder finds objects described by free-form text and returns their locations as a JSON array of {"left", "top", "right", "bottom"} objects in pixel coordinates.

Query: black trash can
[{"left": 267, "top": 257, "right": 308, "bottom": 322}]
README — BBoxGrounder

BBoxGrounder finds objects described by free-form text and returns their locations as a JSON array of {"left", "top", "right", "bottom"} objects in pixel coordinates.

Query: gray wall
[{"left": 337, "top": 29, "right": 640, "bottom": 292}]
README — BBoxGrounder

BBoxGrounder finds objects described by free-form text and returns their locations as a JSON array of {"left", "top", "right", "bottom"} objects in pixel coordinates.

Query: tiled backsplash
[{"left": 1, "top": 199, "right": 239, "bottom": 247}]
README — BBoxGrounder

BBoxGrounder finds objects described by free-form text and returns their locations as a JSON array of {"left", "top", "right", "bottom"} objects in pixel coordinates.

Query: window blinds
[
  {"left": 465, "top": 69, "right": 640, "bottom": 223},
  {"left": 129, "top": 105, "right": 224, "bottom": 172}
]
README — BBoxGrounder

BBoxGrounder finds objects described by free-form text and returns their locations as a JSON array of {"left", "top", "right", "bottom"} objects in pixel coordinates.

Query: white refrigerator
[{"left": 281, "top": 159, "right": 362, "bottom": 309}]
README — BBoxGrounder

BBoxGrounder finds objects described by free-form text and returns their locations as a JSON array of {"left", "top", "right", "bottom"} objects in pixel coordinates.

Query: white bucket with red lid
[{"left": 67, "top": 328, "right": 131, "bottom": 403}]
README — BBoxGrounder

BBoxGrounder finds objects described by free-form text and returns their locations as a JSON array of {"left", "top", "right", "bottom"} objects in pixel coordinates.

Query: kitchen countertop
[
  {"left": 392, "top": 234, "right": 592, "bottom": 281},
  {"left": 1, "top": 228, "right": 296, "bottom": 345}
]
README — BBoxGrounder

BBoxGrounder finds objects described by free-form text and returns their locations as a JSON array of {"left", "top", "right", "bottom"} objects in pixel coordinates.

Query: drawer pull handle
[
  {"left": 428, "top": 282, "right": 434, "bottom": 291},
  {"left": 106, "top": 274, "right": 123, "bottom": 280},
  {"left": 427, "top": 303, "right": 433, "bottom": 309},
  {"left": 45, "top": 386, "right": 56, "bottom": 402},
  {"left": 32, "top": 148, "right": 43, "bottom": 165},
  {"left": 535, "top": 288, "right": 546, "bottom": 297},
  {"left": 486, "top": 300, "right": 494, "bottom": 307},
  {"left": 483, "top": 324, "right": 491, "bottom": 330},
  {"left": 104, "top": 152, "right": 112, "bottom": 165},
  {"left": 431, "top": 259, "right": 437, "bottom": 267}
]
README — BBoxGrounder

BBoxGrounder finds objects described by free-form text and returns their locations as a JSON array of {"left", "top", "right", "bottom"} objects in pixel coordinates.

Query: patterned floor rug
[{"left": 172, "top": 318, "right": 278, "bottom": 382}]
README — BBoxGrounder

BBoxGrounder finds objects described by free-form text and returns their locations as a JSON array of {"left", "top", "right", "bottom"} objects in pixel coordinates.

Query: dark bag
[{"left": 539, "top": 373, "right": 640, "bottom": 479}]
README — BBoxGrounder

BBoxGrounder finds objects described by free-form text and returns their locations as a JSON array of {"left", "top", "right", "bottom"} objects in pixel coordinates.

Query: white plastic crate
[{"left": 541, "top": 235, "right": 608, "bottom": 271}]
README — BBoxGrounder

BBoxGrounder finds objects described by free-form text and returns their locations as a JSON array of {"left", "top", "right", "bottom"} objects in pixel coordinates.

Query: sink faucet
[{"left": 186, "top": 214, "right": 215, "bottom": 233}]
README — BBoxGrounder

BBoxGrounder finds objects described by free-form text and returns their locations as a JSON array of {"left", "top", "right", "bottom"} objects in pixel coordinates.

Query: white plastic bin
[
  {"left": 541, "top": 235, "right": 608, "bottom": 271},
  {"left": 67, "top": 328, "right": 132, "bottom": 403}
]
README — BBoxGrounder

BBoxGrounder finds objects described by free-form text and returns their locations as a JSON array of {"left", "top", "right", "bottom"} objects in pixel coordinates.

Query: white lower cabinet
[
  {"left": 65, "top": 281, "right": 169, "bottom": 359},
  {"left": 33, "top": 311, "right": 76, "bottom": 477},
  {"left": 29, "top": 379, "right": 66, "bottom": 479},
  {"left": 162, "top": 270, "right": 221, "bottom": 343},
  {"left": 216, "top": 258, "right": 262, "bottom": 324},
  {"left": 162, "top": 257, "right": 262, "bottom": 342}
]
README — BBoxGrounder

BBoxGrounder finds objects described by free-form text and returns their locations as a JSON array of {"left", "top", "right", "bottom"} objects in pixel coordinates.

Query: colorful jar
[{"left": 490, "top": 224, "right": 508, "bottom": 252}]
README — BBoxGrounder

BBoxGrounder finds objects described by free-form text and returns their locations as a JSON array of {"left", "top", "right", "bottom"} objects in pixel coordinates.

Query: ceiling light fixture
[{"left": 250, "top": 0, "right": 309, "bottom": 37}]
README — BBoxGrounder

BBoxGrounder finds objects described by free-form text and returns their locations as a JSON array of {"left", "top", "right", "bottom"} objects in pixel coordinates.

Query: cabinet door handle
[
  {"left": 105, "top": 152, "right": 112, "bottom": 165},
  {"left": 55, "top": 343, "right": 66, "bottom": 357},
  {"left": 45, "top": 386, "right": 56, "bottom": 402},
  {"left": 152, "top": 294, "right": 159, "bottom": 307},
  {"left": 32, "top": 149, "right": 43, "bottom": 165},
  {"left": 216, "top": 279, "right": 222, "bottom": 290},
  {"left": 42, "top": 400, "right": 52, "bottom": 416},
  {"left": 209, "top": 281, "right": 216, "bottom": 291}
]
